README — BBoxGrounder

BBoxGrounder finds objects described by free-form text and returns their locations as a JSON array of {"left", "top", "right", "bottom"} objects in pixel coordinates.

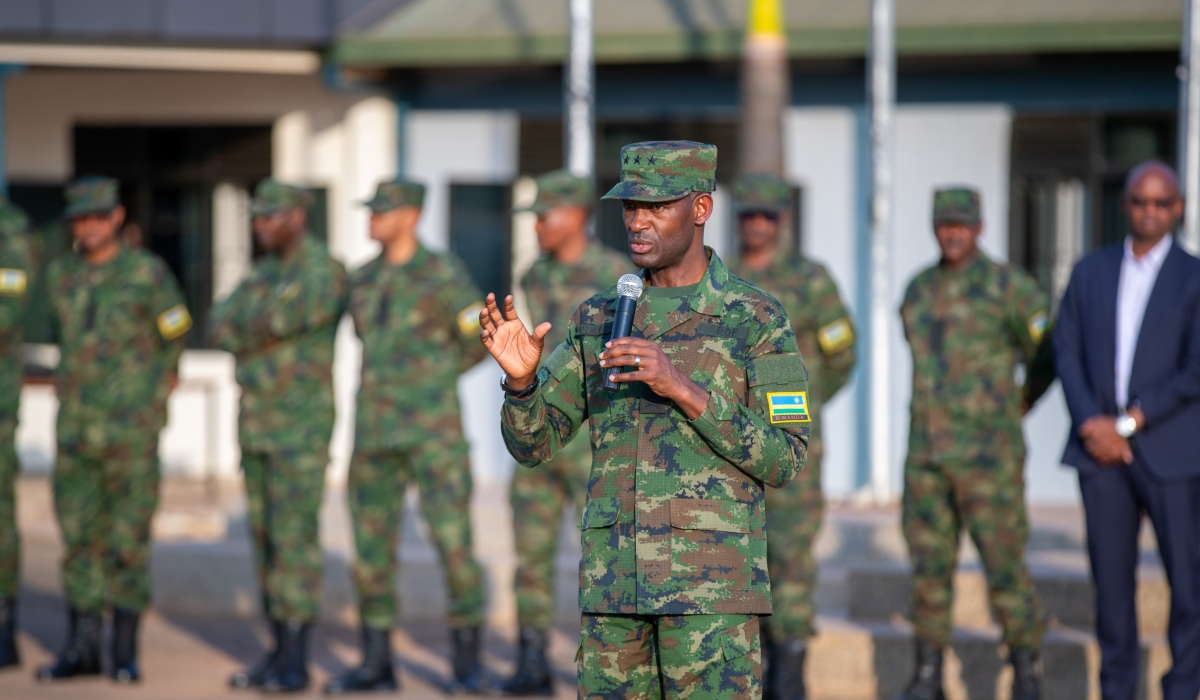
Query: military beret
[
  {"left": 602, "top": 141, "right": 717, "bottom": 202},
  {"left": 932, "top": 187, "right": 982, "bottom": 226},
  {"left": 249, "top": 179, "right": 314, "bottom": 217},
  {"left": 363, "top": 179, "right": 426, "bottom": 213},
  {"left": 516, "top": 170, "right": 593, "bottom": 214},
  {"left": 64, "top": 176, "right": 120, "bottom": 219},
  {"left": 734, "top": 172, "right": 791, "bottom": 214}
]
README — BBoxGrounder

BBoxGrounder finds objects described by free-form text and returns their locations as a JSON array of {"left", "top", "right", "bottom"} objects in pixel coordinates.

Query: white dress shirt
[{"left": 1115, "top": 234, "right": 1173, "bottom": 408}]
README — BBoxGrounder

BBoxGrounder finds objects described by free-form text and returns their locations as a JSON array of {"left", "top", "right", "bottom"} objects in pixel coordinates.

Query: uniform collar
[{"left": 633, "top": 247, "right": 729, "bottom": 339}]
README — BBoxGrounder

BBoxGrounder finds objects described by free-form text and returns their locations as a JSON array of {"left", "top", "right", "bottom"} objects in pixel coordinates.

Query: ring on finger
[{"left": 634, "top": 355, "right": 641, "bottom": 367}]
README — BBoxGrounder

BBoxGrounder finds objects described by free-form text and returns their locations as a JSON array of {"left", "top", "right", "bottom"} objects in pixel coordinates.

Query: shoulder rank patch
[
  {"left": 457, "top": 302, "right": 485, "bottom": 336},
  {"left": 817, "top": 318, "right": 854, "bottom": 354},
  {"left": 0, "top": 269, "right": 27, "bottom": 296},
  {"left": 157, "top": 304, "right": 192, "bottom": 340},
  {"left": 1027, "top": 311, "right": 1048, "bottom": 344},
  {"left": 767, "top": 391, "right": 810, "bottom": 424}
]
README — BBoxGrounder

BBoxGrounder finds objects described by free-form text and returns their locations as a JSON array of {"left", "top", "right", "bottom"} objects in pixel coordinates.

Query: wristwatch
[
  {"left": 500, "top": 374, "right": 539, "bottom": 399},
  {"left": 1115, "top": 411, "right": 1139, "bottom": 439}
]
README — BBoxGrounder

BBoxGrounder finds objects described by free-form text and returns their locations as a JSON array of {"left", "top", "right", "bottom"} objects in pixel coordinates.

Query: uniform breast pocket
[{"left": 669, "top": 497, "right": 750, "bottom": 579}]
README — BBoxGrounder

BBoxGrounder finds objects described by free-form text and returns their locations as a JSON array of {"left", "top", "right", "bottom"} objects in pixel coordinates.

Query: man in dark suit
[{"left": 1054, "top": 160, "right": 1200, "bottom": 700}]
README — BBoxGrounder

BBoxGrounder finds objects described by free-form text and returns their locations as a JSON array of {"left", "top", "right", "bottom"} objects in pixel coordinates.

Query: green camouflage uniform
[
  {"left": 511, "top": 171, "right": 633, "bottom": 631},
  {"left": 729, "top": 174, "right": 857, "bottom": 643},
  {"left": 209, "top": 180, "right": 347, "bottom": 623},
  {"left": 899, "top": 188, "right": 1054, "bottom": 651},
  {"left": 49, "top": 177, "right": 190, "bottom": 614},
  {"left": 0, "top": 198, "right": 35, "bottom": 599},
  {"left": 346, "top": 179, "right": 488, "bottom": 630},
  {"left": 502, "top": 142, "right": 810, "bottom": 699}
]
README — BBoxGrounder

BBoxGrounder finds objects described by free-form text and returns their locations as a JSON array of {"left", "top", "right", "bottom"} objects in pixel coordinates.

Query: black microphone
[{"left": 604, "top": 274, "right": 644, "bottom": 390}]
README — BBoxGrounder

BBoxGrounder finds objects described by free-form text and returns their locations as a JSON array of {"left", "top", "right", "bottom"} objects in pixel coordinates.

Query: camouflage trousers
[
  {"left": 901, "top": 456, "right": 1045, "bottom": 649},
  {"left": 764, "top": 446, "right": 823, "bottom": 641},
  {"left": 242, "top": 447, "right": 327, "bottom": 623},
  {"left": 0, "top": 420, "right": 17, "bottom": 598},
  {"left": 511, "top": 428, "right": 590, "bottom": 631},
  {"left": 348, "top": 437, "right": 486, "bottom": 630},
  {"left": 54, "top": 431, "right": 160, "bottom": 613},
  {"left": 579, "top": 612, "right": 762, "bottom": 699}
]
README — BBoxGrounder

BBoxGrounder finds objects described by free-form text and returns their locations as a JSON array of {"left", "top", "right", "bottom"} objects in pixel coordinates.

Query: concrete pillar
[
  {"left": 212, "top": 182, "right": 251, "bottom": 301},
  {"left": 273, "top": 110, "right": 312, "bottom": 183}
]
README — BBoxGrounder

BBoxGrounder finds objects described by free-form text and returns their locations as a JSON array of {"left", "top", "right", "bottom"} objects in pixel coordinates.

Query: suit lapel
[{"left": 1129, "top": 242, "right": 1182, "bottom": 393}]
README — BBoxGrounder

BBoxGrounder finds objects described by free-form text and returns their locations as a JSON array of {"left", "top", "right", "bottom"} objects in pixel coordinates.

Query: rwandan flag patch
[
  {"left": 457, "top": 302, "right": 485, "bottom": 336},
  {"left": 767, "top": 391, "right": 811, "bottom": 424},
  {"left": 0, "top": 269, "right": 27, "bottom": 296},
  {"left": 157, "top": 304, "right": 193, "bottom": 340},
  {"left": 817, "top": 318, "right": 854, "bottom": 354},
  {"left": 1027, "top": 311, "right": 1048, "bottom": 344}
]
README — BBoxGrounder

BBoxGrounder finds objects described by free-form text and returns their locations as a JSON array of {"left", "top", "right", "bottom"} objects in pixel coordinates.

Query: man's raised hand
[{"left": 479, "top": 293, "right": 550, "bottom": 390}]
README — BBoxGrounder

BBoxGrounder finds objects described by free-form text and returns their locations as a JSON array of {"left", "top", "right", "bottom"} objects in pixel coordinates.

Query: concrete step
[
  {"left": 846, "top": 561, "right": 1169, "bottom": 637},
  {"left": 807, "top": 612, "right": 1171, "bottom": 700}
]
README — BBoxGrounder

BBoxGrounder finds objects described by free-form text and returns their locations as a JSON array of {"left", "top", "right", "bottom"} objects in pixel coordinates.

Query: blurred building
[{"left": 3, "top": 0, "right": 1185, "bottom": 503}]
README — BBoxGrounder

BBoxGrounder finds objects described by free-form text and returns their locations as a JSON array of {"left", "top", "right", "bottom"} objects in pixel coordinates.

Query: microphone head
[{"left": 616, "top": 274, "right": 644, "bottom": 300}]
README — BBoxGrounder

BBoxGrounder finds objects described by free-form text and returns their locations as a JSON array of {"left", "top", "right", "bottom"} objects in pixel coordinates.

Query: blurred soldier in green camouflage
[
  {"left": 211, "top": 179, "right": 347, "bottom": 694},
  {"left": 37, "top": 177, "right": 190, "bottom": 684},
  {"left": 499, "top": 170, "right": 631, "bottom": 696},
  {"left": 483, "top": 142, "right": 809, "bottom": 699},
  {"left": 324, "top": 179, "right": 489, "bottom": 695},
  {"left": 728, "top": 173, "right": 856, "bottom": 700},
  {"left": 894, "top": 188, "right": 1055, "bottom": 700},
  {"left": 0, "top": 195, "right": 34, "bottom": 670}
]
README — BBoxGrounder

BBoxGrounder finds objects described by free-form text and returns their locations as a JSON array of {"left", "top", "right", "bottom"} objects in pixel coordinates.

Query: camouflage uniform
[
  {"left": 502, "top": 142, "right": 810, "bottom": 699},
  {"left": 346, "top": 180, "right": 489, "bottom": 631},
  {"left": 512, "top": 171, "right": 633, "bottom": 632},
  {"left": 0, "top": 199, "right": 34, "bottom": 601},
  {"left": 48, "top": 178, "right": 190, "bottom": 614},
  {"left": 209, "top": 181, "right": 347, "bottom": 624},
  {"left": 899, "top": 189, "right": 1054, "bottom": 651}
]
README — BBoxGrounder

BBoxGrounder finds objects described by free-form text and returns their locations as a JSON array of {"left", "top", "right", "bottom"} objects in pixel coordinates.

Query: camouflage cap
[
  {"left": 64, "top": 176, "right": 120, "bottom": 218},
  {"left": 601, "top": 141, "right": 717, "bottom": 202},
  {"left": 249, "top": 179, "right": 313, "bottom": 217},
  {"left": 363, "top": 179, "right": 426, "bottom": 213},
  {"left": 734, "top": 172, "right": 790, "bottom": 214},
  {"left": 517, "top": 170, "right": 593, "bottom": 213},
  {"left": 932, "top": 187, "right": 982, "bottom": 226}
]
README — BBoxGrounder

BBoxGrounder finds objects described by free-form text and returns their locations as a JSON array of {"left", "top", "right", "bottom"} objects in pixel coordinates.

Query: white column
[
  {"left": 273, "top": 110, "right": 312, "bottom": 183},
  {"left": 565, "top": 0, "right": 594, "bottom": 177},
  {"left": 1179, "top": 0, "right": 1200, "bottom": 254},
  {"left": 212, "top": 182, "right": 251, "bottom": 301}
]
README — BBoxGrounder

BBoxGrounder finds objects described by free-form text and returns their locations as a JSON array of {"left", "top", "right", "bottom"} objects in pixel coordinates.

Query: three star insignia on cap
[
  {"left": 157, "top": 304, "right": 192, "bottom": 340},
  {"left": 767, "top": 391, "right": 811, "bottom": 424},
  {"left": 0, "top": 269, "right": 27, "bottom": 296}
]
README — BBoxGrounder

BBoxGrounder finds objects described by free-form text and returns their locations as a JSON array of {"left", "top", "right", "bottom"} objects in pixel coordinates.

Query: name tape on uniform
[
  {"left": 817, "top": 318, "right": 854, "bottom": 354},
  {"left": 1027, "top": 311, "right": 1048, "bottom": 344},
  {"left": 157, "top": 304, "right": 193, "bottom": 340},
  {"left": 457, "top": 302, "right": 485, "bottom": 336},
  {"left": 767, "top": 391, "right": 810, "bottom": 424},
  {"left": 0, "top": 269, "right": 27, "bottom": 296}
]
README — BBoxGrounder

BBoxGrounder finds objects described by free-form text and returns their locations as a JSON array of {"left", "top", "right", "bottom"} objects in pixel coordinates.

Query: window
[{"left": 449, "top": 183, "right": 512, "bottom": 300}]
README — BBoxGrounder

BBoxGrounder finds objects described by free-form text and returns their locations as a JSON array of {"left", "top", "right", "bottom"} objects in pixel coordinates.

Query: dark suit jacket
[{"left": 1054, "top": 239, "right": 1200, "bottom": 479}]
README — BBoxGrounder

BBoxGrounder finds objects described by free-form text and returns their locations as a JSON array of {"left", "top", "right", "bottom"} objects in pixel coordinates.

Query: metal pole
[
  {"left": 1181, "top": 0, "right": 1200, "bottom": 254},
  {"left": 565, "top": 0, "right": 594, "bottom": 178},
  {"left": 868, "top": 0, "right": 895, "bottom": 502}
]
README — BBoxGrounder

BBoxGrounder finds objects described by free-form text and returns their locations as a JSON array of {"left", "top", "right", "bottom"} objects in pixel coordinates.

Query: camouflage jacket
[
  {"left": 348, "top": 244, "right": 487, "bottom": 450},
  {"left": 0, "top": 204, "right": 35, "bottom": 422},
  {"left": 900, "top": 253, "right": 1054, "bottom": 464},
  {"left": 48, "top": 245, "right": 188, "bottom": 444},
  {"left": 730, "top": 253, "right": 856, "bottom": 455},
  {"left": 210, "top": 235, "right": 347, "bottom": 451},
  {"left": 521, "top": 241, "right": 633, "bottom": 362},
  {"left": 502, "top": 250, "right": 810, "bottom": 615}
]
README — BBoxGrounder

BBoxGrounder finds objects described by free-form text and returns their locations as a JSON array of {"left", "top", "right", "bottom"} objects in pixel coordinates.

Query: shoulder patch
[
  {"left": 0, "top": 268, "right": 27, "bottom": 296},
  {"left": 817, "top": 318, "right": 854, "bottom": 354},
  {"left": 1027, "top": 311, "right": 1048, "bottom": 344},
  {"left": 157, "top": 304, "right": 193, "bottom": 340},
  {"left": 748, "top": 352, "right": 809, "bottom": 386},
  {"left": 457, "top": 302, "right": 485, "bottom": 336},
  {"left": 767, "top": 391, "right": 811, "bottom": 424}
]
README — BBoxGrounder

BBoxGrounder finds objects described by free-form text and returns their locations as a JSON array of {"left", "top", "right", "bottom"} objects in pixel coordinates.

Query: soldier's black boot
[
  {"left": 35, "top": 608, "right": 102, "bottom": 681},
  {"left": 322, "top": 624, "right": 398, "bottom": 694},
  {"left": 447, "top": 626, "right": 484, "bottom": 694},
  {"left": 261, "top": 620, "right": 311, "bottom": 694},
  {"left": 0, "top": 597, "right": 19, "bottom": 669},
  {"left": 110, "top": 607, "right": 141, "bottom": 683},
  {"left": 765, "top": 637, "right": 808, "bottom": 700},
  {"left": 891, "top": 641, "right": 945, "bottom": 700},
  {"left": 1009, "top": 647, "right": 1042, "bottom": 700},
  {"left": 229, "top": 619, "right": 284, "bottom": 689},
  {"left": 499, "top": 626, "right": 553, "bottom": 696}
]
